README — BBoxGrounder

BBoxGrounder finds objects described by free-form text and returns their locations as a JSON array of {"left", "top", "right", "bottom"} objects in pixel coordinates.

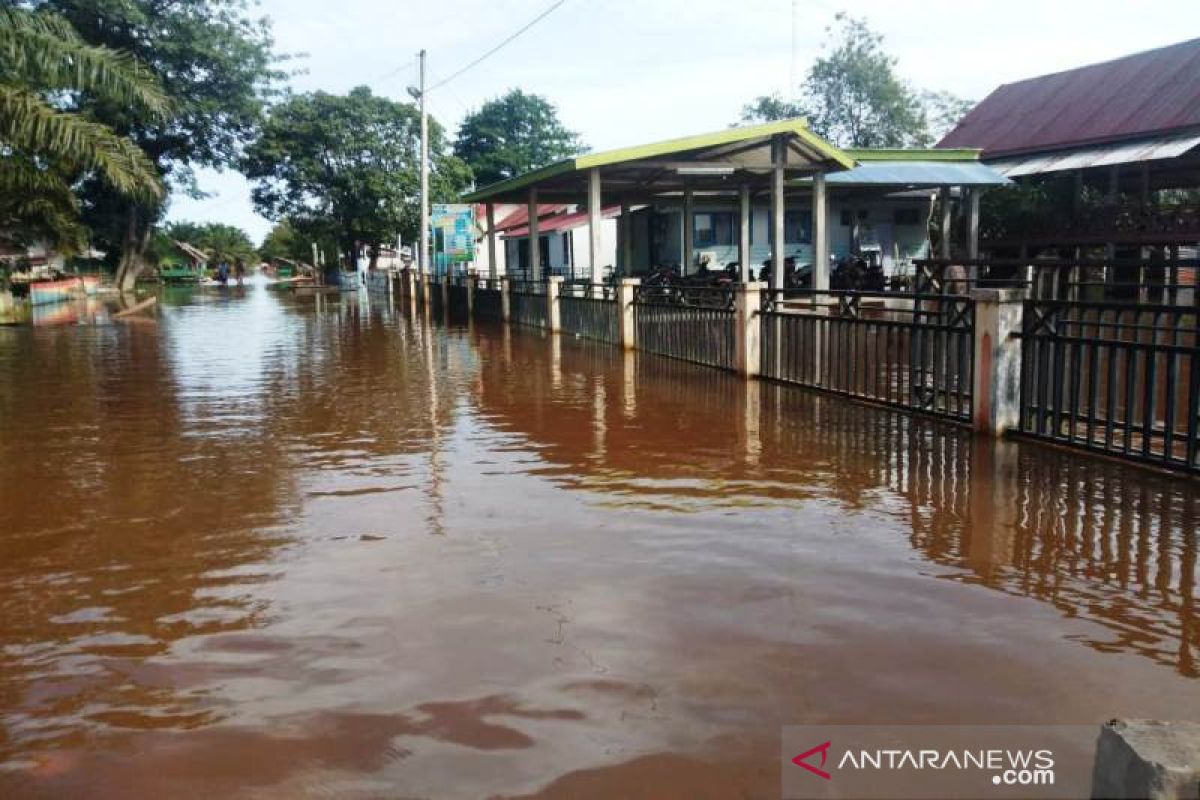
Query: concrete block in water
[{"left": 1092, "top": 719, "right": 1200, "bottom": 799}]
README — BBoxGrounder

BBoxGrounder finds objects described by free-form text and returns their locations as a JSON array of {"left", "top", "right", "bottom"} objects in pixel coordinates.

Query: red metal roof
[
  {"left": 503, "top": 207, "right": 621, "bottom": 239},
  {"left": 938, "top": 37, "right": 1200, "bottom": 157},
  {"left": 492, "top": 204, "right": 570, "bottom": 232}
]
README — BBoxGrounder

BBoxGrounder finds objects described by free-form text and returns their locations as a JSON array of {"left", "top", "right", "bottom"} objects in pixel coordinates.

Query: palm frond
[
  {"left": 0, "top": 87, "right": 163, "bottom": 200},
  {"left": 0, "top": 7, "right": 169, "bottom": 117}
]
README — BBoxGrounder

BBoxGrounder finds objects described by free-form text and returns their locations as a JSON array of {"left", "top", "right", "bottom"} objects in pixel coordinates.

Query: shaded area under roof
[
  {"left": 462, "top": 118, "right": 855, "bottom": 204},
  {"left": 938, "top": 37, "right": 1200, "bottom": 157}
]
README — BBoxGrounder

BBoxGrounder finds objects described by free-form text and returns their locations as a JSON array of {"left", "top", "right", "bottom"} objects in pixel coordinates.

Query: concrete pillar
[
  {"left": 500, "top": 275, "right": 511, "bottom": 323},
  {"left": 547, "top": 275, "right": 563, "bottom": 333},
  {"left": 812, "top": 171, "right": 829, "bottom": 292},
  {"left": 618, "top": 278, "right": 639, "bottom": 350},
  {"left": 588, "top": 168, "right": 602, "bottom": 283},
  {"left": 682, "top": 186, "right": 694, "bottom": 274},
  {"left": 971, "top": 288, "right": 1025, "bottom": 435},
  {"left": 1091, "top": 719, "right": 1200, "bottom": 800},
  {"left": 738, "top": 184, "right": 751, "bottom": 283},
  {"left": 466, "top": 273, "right": 475, "bottom": 316},
  {"left": 620, "top": 201, "right": 632, "bottom": 276},
  {"left": 735, "top": 282, "right": 765, "bottom": 378},
  {"left": 771, "top": 135, "right": 787, "bottom": 291},
  {"left": 486, "top": 203, "right": 498, "bottom": 281},
  {"left": 939, "top": 186, "right": 953, "bottom": 260},
  {"left": 528, "top": 187, "right": 541, "bottom": 281}
]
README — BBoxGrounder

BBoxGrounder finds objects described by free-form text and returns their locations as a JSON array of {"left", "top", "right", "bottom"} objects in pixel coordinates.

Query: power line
[{"left": 427, "top": 0, "right": 567, "bottom": 92}]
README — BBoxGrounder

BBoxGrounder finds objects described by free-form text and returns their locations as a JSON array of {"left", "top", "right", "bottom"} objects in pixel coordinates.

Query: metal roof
[
  {"left": 462, "top": 118, "right": 855, "bottom": 204},
  {"left": 938, "top": 37, "right": 1200, "bottom": 157},
  {"left": 503, "top": 206, "right": 622, "bottom": 239},
  {"left": 988, "top": 132, "right": 1200, "bottom": 177},
  {"left": 814, "top": 161, "right": 1010, "bottom": 187}
]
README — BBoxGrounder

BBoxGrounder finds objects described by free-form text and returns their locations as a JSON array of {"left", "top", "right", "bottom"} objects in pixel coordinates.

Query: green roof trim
[
  {"left": 462, "top": 117, "right": 856, "bottom": 203},
  {"left": 845, "top": 147, "right": 982, "bottom": 162}
]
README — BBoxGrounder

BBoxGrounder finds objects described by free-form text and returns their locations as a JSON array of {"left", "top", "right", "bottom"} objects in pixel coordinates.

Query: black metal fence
[
  {"left": 633, "top": 284, "right": 736, "bottom": 370},
  {"left": 509, "top": 281, "right": 547, "bottom": 329},
  {"left": 476, "top": 279, "right": 502, "bottom": 321},
  {"left": 1020, "top": 299, "right": 1200, "bottom": 473},
  {"left": 560, "top": 283, "right": 619, "bottom": 344},
  {"left": 760, "top": 290, "right": 975, "bottom": 422}
]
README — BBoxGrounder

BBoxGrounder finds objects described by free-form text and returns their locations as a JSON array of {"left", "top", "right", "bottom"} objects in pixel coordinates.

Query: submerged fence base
[{"left": 394, "top": 269, "right": 1200, "bottom": 474}]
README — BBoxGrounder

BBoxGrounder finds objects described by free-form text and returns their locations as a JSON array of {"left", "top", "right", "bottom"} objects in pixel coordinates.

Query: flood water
[{"left": 0, "top": 285, "right": 1196, "bottom": 798}]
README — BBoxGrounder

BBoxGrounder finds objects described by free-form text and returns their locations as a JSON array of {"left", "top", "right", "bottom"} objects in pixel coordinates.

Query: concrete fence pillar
[
  {"left": 547, "top": 275, "right": 563, "bottom": 333},
  {"left": 500, "top": 276, "right": 511, "bottom": 323},
  {"left": 466, "top": 273, "right": 475, "bottom": 316},
  {"left": 618, "top": 278, "right": 640, "bottom": 350},
  {"left": 971, "top": 288, "right": 1025, "bottom": 436},
  {"left": 735, "top": 281, "right": 765, "bottom": 378}
]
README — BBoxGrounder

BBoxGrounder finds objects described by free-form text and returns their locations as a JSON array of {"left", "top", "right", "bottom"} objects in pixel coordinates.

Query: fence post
[
  {"left": 735, "top": 281, "right": 765, "bottom": 378},
  {"left": 971, "top": 288, "right": 1025, "bottom": 436},
  {"left": 547, "top": 275, "right": 563, "bottom": 332},
  {"left": 466, "top": 273, "right": 475, "bottom": 316},
  {"left": 440, "top": 275, "right": 449, "bottom": 311},
  {"left": 619, "top": 278, "right": 640, "bottom": 350},
  {"left": 500, "top": 276, "right": 511, "bottom": 323}
]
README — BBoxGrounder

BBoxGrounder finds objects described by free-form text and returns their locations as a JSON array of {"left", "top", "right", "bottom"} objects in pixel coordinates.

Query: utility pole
[{"left": 418, "top": 50, "right": 430, "bottom": 279}]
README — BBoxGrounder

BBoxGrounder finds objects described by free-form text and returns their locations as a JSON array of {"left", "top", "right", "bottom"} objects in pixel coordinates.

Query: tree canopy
[
  {"left": 28, "top": 0, "right": 282, "bottom": 288},
  {"left": 243, "top": 86, "right": 472, "bottom": 267},
  {"left": 0, "top": 5, "right": 165, "bottom": 252},
  {"left": 454, "top": 89, "right": 583, "bottom": 187},
  {"left": 739, "top": 14, "right": 972, "bottom": 149},
  {"left": 151, "top": 220, "right": 256, "bottom": 266}
]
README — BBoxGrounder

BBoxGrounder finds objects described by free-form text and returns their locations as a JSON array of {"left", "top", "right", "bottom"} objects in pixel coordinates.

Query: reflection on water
[{"left": 0, "top": 285, "right": 1196, "bottom": 798}]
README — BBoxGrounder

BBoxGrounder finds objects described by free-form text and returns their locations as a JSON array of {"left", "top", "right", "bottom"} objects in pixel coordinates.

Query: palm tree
[{"left": 0, "top": 7, "right": 168, "bottom": 250}]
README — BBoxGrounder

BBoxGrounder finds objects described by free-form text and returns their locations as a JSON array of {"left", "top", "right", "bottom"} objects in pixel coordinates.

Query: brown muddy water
[{"left": 0, "top": 285, "right": 1196, "bottom": 799}]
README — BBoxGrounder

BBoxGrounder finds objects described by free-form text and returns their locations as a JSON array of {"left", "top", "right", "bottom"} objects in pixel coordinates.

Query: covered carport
[{"left": 462, "top": 118, "right": 856, "bottom": 291}]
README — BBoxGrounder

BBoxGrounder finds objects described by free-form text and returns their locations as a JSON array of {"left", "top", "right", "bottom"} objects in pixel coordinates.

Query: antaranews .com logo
[{"left": 782, "top": 725, "right": 1096, "bottom": 800}]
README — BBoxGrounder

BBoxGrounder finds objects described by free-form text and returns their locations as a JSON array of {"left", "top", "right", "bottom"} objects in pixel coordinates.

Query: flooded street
[{"left": 0, "top": 286, "right": 1196, "bottom": 799}]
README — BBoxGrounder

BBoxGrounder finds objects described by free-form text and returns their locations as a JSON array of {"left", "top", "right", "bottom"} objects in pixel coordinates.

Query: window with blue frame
[
  {"left": 693, "top": 212, "right": 735, "bottom": 247},
  {"left": 758, "top": 209, "right": 812, "bottom": 245}
]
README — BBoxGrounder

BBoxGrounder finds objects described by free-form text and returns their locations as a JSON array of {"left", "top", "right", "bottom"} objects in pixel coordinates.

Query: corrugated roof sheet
[
  {"left": 938, "top": 37, "right": 1200, "bottom": 157},
  {"left": 503, "top": 207, "right": 621, "bottom": 239},
  {"left": 492, "top": 204, "right": 570, "bottom": 232},
  {"left": 818, "top": 161, "right": 1009, "bottom": 187},
  {"left": 989, "top": 132, "right": 1200, "bottom": 177}
]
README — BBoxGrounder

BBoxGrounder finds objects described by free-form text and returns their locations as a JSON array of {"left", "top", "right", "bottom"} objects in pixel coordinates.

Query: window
[
  {"left": 894, "top": 207, "right": 921, "bottom": 226},
  {"left": 693, "top": 212, "right": 734, "bottom": 247},
  {"left": 765, "top": 210, "right": 812, "bottom": 245}
]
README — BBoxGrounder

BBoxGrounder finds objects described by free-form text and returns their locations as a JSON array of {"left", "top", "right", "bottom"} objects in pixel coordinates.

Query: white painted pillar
[
  {"left": 682, "top": 186, "right": 694, "bottom": 275},
  {"left": 939, "top": 187, "right": 953, "bottom": 260},
  {"left": 618, "top": 278, "right": 639, "bottom": 350},
  {"left": 588, "top": 168, "right": 602, "bottom": 284},
  {"left": 486, "top": 203, "right": 498, "bottom": 280},
  {"left": 738, "top": 184, "right": 751, "bottom": 283},
  {"left": 971, "top": 288, "right": 1025, "bottom": 435},
  {"left": 620, "top": 201, "right": 633, "bottom": 276},
  {"left": 735, "top": 281, "right": 765, "bottom": 377},
  {"left": 547, "top": 275, "right": 562, "bottom": 332},
  {"left": 812, "top": 171, "right": 829, "bottom": 292},
  {"left": 528, "top": 187, "right": 541, "bottom": 281},
  {"left": 771, "top": 135, "right": 786, "bottom": 291}
]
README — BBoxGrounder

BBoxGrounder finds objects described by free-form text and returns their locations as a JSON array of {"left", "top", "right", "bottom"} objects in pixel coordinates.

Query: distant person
[
  {"left": 234, "top": 258, "right": 246, "bottom": 286},
  {"left": 216, "top": 262, "right": 229, "bottom": 286}
]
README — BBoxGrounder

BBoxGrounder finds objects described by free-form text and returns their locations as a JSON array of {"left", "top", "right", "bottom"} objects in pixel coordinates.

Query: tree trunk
[{"left": 114, "top": 205, "right": 150, "bottom": 294}]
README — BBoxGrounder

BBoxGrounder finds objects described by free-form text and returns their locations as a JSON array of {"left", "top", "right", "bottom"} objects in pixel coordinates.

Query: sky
[{"left": 167, "top": 0, "right": 1200, "bottom": 243}]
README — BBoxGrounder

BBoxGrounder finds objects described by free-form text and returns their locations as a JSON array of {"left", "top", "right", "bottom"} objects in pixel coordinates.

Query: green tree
[
  {"left": 922, "top": 89, "right": 975, "bottom": 144},
  {"left": 150, "top": 220, "right": 256, "bottom": 267},
  {"left": 454, "top": 89, "right": 583, "bottom": 187},
  {"left": 243, "top": 86, "right": 472, "bottom": 269},
  {"left": 739, "top": 14, "right": 943, "bottom": 149},
  {"left": 0, "top": 6, "right": 165, "bottom": 251},
  {"left": 30, "top": 0, "right": 281, "bottom": 290}
]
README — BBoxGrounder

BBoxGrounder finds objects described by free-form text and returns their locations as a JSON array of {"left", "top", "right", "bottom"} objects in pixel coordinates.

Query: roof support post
[
  {"left": 738, "top": 183, "right": 751, "bottom": 283},
  {"left": 620, "top": 201, "right": 632, "bottom": 276},
  {"left": 966, "top": 188, "right": 981, "bottom": 261},
  {"left": 683, "top": 186, "right": 695, "bottom": 275},
  {"left": 812, "top": 171, "right": 829, "bottom": 292},
  {"left": 486, "top": 203, "right": 498, "bottom": 281},
  {"left": 771, "top": 134, "right": 787, "bottom": 291},
  {"left": 588, "top": 168, "right": 602, "bottom": 284},
  {"left": 1106, "top": 165, "right": 1120, "bottom": 263},
  {"left": 528, "top": 186, "right": 541, "bottom": 281},
  {"left": 939, "top": 186, "right": 952, "bottom": 260}
]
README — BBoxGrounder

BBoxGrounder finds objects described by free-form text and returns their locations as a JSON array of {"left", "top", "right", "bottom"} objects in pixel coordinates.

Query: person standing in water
[
  {"left": 234, "top": 258, "right": 246, "bottom": 286},
  {"left": 216, "top": 261, "right": 229, "bottom": 286}
]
